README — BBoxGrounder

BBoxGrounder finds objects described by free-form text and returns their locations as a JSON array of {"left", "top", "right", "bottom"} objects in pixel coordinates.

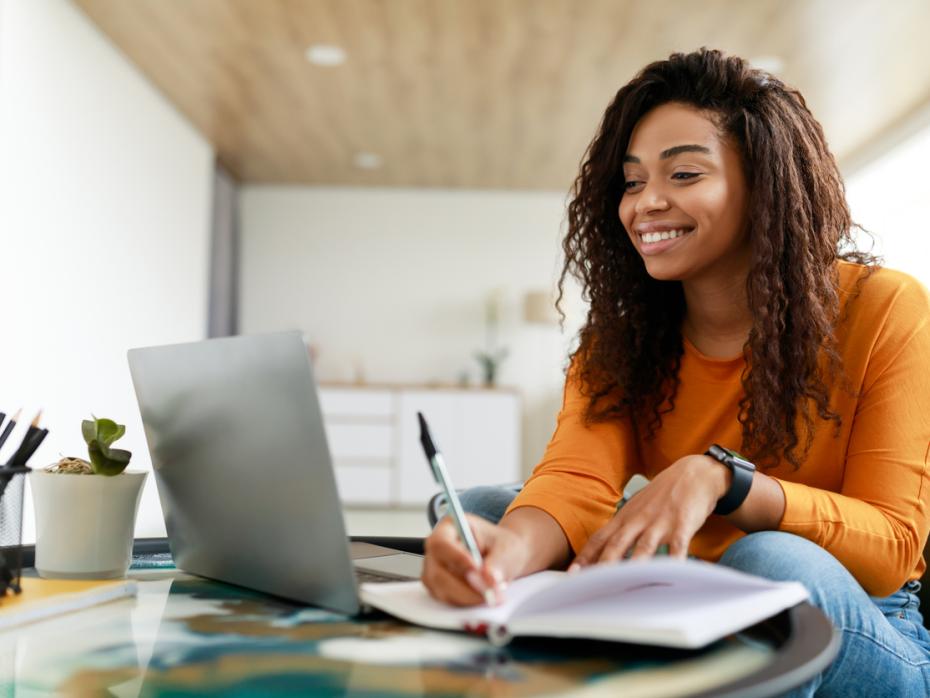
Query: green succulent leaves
[{"left": 82, "top": 416, "right": 132, "bottom": 476}]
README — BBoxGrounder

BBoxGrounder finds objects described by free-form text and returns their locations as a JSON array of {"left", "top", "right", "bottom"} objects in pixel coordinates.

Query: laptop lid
[{"left": 128, "top": 331, "right": 373, "bottom": 614}]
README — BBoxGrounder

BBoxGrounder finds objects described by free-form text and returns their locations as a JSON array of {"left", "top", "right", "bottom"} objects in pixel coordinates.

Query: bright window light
[{"left": 845, "top": 124, "right": 930, "bottom": 287}]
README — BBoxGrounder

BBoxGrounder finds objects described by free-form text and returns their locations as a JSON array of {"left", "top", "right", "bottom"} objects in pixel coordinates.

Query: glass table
[{"left": 1, "top": 538, "right": 838, "bottom": 697}]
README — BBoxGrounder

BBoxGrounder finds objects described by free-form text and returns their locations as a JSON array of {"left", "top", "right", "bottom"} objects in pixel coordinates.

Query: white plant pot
[{"left": 30, "top": 469, "right": 147, "bottom": 579}]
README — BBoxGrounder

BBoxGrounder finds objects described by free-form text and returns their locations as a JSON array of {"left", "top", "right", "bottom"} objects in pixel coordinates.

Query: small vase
[{"left": 30, "top": 470, "right": 147, "bottom": 579}]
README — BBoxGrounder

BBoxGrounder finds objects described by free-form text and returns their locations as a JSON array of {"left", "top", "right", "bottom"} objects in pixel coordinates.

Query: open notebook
[{"left": 360, "top": 557, "right": 808, "bottom": 649}]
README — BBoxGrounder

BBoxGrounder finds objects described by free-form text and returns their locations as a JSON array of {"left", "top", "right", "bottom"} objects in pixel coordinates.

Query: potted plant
[
  {"left": 29, "top": 417, "right": 146, "bottom": 579},
  {"left": 474, "top": 289, "right": 509, "bottom": 387}
]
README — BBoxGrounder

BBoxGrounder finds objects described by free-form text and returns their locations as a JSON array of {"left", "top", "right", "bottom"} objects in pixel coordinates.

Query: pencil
[
  {"left": 7, "top": 411, "right": 44, "bottom": 466},
  {"left": 5, "top": 411, "right": 42, "bottom": 466},
  {"left": 11, "top": 428, "right": 47, "bottom": 466},
  {"left": 0, "top": 409, "right": 20, "bottom": 450}
]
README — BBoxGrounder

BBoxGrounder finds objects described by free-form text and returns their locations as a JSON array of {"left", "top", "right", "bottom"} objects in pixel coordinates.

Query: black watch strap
[{"left": 706, "top": 444, "right": 755, "bottom": 516}]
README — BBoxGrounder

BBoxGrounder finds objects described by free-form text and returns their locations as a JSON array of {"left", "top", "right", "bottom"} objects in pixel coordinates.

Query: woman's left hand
[{"left": 570, "top": 455, "right": 729, "bottom": 567}]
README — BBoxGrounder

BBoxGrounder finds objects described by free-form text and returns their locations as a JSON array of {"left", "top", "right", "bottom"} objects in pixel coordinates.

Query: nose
[{"left": 634, "top": 181, "right": 670, "bottom": 215}]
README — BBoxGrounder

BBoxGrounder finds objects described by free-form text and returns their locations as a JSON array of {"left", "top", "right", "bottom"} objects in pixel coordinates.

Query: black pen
[{"left": 418, "top": 412, "right": 497, "bottom": 605}]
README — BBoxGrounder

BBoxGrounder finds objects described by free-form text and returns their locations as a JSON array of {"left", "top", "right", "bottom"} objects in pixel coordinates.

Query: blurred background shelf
[{"left": 320, "top": 385, "right": 520, "bottom": 506}]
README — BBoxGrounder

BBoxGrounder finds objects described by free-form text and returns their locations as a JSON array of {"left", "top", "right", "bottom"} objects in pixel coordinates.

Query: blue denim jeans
[{"left": 455, "top": 485, "right": 930, "bottom": 697}]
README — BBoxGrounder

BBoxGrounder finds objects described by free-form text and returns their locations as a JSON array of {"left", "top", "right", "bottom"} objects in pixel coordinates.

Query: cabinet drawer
[
  {"left": 335, "top": 465, "right": 393, "bottom": 504},
  {"left": 326, "top": 423, "right": 393, "bottom": 460},
  {"left": 319, "top": 388, "right": 394, "bottom": 418}
]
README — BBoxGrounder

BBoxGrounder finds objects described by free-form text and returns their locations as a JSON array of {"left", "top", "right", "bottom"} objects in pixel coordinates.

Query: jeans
[
  {"left": 458, "top": 484, "right": 525, "bottom": 524},
  {"left": 454, "top": 485, "right": 930, "bottom": 697}
]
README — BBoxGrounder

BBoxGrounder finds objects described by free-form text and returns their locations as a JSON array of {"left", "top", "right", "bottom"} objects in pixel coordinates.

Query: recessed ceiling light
[
  {"left": 305, "top": 44, "right": 346, "bottom": 67},
  {"left": 353, "top": 152, "right": 383, "bottom": 170},
  {"left": 749, "top": 55, "right": 785, "bottom": 74}
]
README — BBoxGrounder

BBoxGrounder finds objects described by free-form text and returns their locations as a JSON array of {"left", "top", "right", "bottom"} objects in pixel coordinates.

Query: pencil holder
[{"left": 0, "top": 466, "right": 29, "bottom": 599}]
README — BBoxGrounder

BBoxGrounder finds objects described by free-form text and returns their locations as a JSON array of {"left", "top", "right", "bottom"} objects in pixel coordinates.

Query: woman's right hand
[{"left": 422, "top": 514, "right": 530, "bottom": 606}]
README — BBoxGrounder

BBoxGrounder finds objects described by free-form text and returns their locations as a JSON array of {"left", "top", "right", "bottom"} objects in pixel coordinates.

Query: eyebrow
[{"left": 623, "top": 144, "right": 712, "bottom": 164}]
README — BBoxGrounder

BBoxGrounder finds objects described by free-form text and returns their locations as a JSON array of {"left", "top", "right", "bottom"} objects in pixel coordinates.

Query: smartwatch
[{"left": 705, "top": 444, "right": 756, "bottom": 516}]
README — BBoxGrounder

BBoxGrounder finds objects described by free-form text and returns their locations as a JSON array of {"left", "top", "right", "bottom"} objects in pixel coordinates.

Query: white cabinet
[
  {"left": 327, "top": 423, "right": 393, "bottom": 460},
  {"left": 319, "top": 389, "right": 394, "bottom": 418},
  {"left": 396, "top": 390, "right": 520, "bottom": 504},
  {"left": 319, "top": 387, "right": 396, "bottom": 503},
  {"left": 319, "top": 385, "right": 520, "bottom": 506}
]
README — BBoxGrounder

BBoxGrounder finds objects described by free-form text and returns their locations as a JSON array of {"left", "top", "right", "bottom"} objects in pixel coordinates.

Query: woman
[{"left": 423, "top": 49, "right": 930, "bottom": 695}]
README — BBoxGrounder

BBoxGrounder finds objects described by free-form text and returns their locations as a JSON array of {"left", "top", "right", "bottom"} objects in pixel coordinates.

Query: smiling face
[{"left": 618, "top": 102, "right": 751, "bottom": 284}]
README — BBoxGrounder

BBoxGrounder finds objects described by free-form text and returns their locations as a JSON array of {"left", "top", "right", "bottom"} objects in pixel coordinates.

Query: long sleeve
[
  {"left": 503, "top": 264, "right": 930, "bottom": 595},
  {"left": 776, "top": 274, "right": 930, "bottom": 596},
  {"left": 505, "top": 369, "right": 639, "bottom": 554}
]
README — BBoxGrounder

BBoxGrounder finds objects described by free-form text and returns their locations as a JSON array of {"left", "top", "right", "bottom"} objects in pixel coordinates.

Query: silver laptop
[{"left": 127, "top": 331, "right": 423, "bottom": 615}]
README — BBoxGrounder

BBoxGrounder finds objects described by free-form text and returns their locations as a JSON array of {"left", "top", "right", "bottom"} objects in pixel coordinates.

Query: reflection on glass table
[{"left": 0, "top": 559, "right": 836, "bottom": 697}]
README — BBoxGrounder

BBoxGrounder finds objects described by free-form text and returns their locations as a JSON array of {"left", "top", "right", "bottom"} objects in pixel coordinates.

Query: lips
[
  {"left": 634, "top": 225, "right": 695, "bottom": 255},
  {"left": 639, "top": 228, "right": 692, "bottom": 244}
]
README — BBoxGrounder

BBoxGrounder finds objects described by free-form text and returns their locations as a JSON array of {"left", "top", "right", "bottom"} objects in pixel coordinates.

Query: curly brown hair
[{"left": 559, "top": 48, "right": 878, "bottom": 468}]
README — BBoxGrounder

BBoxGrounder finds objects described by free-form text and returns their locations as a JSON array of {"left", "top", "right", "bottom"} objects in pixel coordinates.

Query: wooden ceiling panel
[{"left": 74, "top": 0, "right": 930, "bottom": 189}]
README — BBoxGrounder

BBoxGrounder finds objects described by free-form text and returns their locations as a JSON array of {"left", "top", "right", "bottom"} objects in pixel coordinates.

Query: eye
[
  {"left": 671, "top": 172, "right": 700, "bottom": 182},
  {"left": 623, "top": 179, "right": 644, "bottom": 192}
]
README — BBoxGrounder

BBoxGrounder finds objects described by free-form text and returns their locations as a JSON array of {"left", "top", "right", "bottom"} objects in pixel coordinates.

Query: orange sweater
[{"left": 508, "top": 263, "right": 930, "bottom": 596}]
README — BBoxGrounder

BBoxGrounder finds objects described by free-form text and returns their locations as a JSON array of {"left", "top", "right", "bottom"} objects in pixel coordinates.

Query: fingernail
[
  {"left": 567, "top": 563, "right": 581, "bottom": 574},
  {"left": 466, "top": 570, "right": 487, "bottom": 594},
  {"left": 488, "top": 567, "right": 504, "bottom": 585}
]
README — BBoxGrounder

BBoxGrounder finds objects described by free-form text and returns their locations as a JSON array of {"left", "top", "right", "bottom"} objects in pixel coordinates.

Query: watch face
[
  {"left": 723, "top": 448, "right": 755, "bottom": 471},
  {"left": 707, "top": 444, "right": 755, "bottom": 471}
]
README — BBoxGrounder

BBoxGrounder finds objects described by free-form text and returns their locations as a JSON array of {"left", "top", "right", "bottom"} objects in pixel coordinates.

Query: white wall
[
  {"left": 0, "top": 0, "right": 214, "bottom": 542},
  {"left": 240, "top": 187, "right": 585, "bottom": 480},
  {"left": 239, "top": 153, "right": 930, "bottom": 494},
  {"left": 845, "top": 124, "right": 930, "bottom": 288}
]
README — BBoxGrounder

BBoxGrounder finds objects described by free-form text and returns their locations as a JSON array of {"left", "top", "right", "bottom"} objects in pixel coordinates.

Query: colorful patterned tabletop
[{"left": 0, "top": 569, "right": 778, "bottom": 697}]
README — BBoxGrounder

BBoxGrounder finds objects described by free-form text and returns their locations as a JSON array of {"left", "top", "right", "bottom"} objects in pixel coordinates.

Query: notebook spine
[{"left": 487, "top": 623, "right": 512, "bottom": 647}]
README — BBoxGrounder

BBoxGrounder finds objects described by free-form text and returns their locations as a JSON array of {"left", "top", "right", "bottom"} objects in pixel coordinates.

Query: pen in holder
[{"left": 0, "top": 466, "right": 30, "bottom": 599}]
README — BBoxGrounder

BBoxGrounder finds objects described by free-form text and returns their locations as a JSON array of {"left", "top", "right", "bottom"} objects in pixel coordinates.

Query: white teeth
[{"left": 640, "top": 228, "right": 690, "bottom": 244}]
